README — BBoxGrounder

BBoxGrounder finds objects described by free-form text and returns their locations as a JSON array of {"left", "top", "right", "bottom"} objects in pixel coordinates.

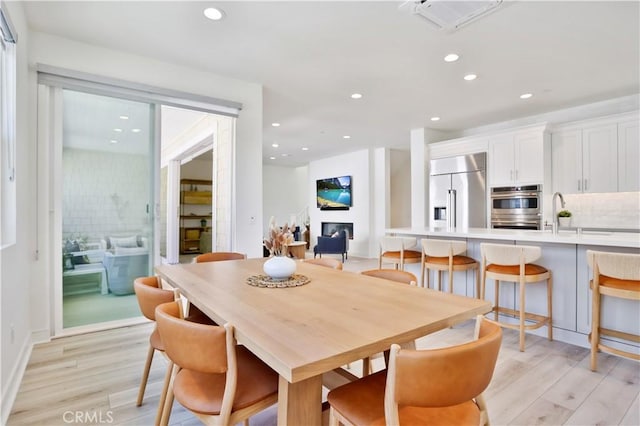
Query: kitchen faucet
[{"left": 552, "top": 192, "right": 565, "bottom": 234}]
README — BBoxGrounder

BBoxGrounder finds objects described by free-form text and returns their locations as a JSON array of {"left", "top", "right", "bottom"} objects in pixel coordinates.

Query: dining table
[{"left": 155, "top": 257, "right": 492, "bottom": 425}]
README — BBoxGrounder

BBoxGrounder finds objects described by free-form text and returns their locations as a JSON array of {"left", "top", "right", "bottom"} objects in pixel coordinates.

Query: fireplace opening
[{"left": 321, "top": 222, "right": 353, "bottom": 239}]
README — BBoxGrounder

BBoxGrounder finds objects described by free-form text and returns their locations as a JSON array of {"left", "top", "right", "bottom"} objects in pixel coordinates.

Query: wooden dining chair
[
  {"left": 133, "top": 276, "right": 179, "bottom": 423},
  {"left": 134, "top": 276, "right": 216, "bottom": 423},
  {"left": 419, "top": 238, "right": 479, "bottom": 295},
  {"left": 359, "top": 268, "right": 418, "bottom": 375},
  {"left": 378, "top": 236, "right": 421, "bottom": 271},
  {"left": 587, "top": 250, "right": 640, "bottom": 371},
  {"left": 194, "top": 251, "right": 247, "bottom": 263},
  {"left": 155, "top": 300, "right": 279, "bottom": 426},
  {"left": 304, "top": 257, "right": 343, "bottom": 270},
  {"left": 327, "top": 315, "right": 502, "bottom": 426},
  {"left": 480, "top": 242, "right": 552, "bottom": 352},
  {"left": 361, "top": 268, "right": 417, "bottom": 286}
]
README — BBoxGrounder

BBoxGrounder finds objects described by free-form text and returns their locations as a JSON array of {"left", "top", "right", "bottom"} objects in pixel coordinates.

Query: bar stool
[
  {"left": 419, "top": 239, "right": 480, "bottom": 296},
  {"left": 379, "top": 236, "right": 421, "bottom": 271},
  {"left": 587, "top": 250, "right": 640, "bottom": 372},
  {"left": 480, "top": 243, "right": 552, "bottom": 352}
]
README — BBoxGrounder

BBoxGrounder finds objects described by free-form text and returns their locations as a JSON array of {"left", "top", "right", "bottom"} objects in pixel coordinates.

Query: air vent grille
[{"left": 400, "top": 0, "right": 503, "bottom": 31}]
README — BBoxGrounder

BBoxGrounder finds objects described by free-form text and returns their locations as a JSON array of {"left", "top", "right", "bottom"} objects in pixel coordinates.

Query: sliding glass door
[{"left": 60, "top": 89, "right": 155, "bottom": 329}]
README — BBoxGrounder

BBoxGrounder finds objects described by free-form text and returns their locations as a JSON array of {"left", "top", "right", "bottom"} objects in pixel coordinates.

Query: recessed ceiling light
[
  {"left": 302, "top": 147, "right": 309, "bottom": 151},
  {"left": 520, "top": 93, "right": 533, "bottom": 99},
  {"left": 463, "top": 74, "right": 477, "bottom": 81},
  {"left": 430, "top": 116, "right": 441, "bottom": 121},
  {"left": 272, "top": 143, "right": 279, "bottom": 148},
  {"left": 271, "top": 122, "right": 280, "bottom": 127},
  {"left": 203, "top": 7, "right": 224, "bottom": 21},
  {"left": 269, "top": 156, "right": 276, "bottom": 160},
  {"left": 119, "top": 115, "right": 129, "bottom": 120},
  {"left": 444, "top": 53, "right": 459, "bottom": 62},
  {"left": 351, "top": 93, "right": 362, "bottom": 99},
  {"left": 109, "top": 140, "right": 118, "bottom": 144},
  {"left": 113, "top": 128, "right": 122, "bottom": 132},
  {"left": 131, "top": 128, "right": 141, "bottom": 133},
  {"left": 281, "top": 153, "right": 290, "bottom": 157},
  {"left": 343, "top": 135, "right": 351, "bottom": 139}
]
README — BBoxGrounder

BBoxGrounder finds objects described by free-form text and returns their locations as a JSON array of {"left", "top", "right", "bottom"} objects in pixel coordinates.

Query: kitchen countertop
[{"left": 386, "top": 227, "right": 640, "bottom": 249}]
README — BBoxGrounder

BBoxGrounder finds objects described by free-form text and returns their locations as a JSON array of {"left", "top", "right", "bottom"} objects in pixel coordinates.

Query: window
[{"left": 0, "top": 7, "right": 16, "bottom": 248}]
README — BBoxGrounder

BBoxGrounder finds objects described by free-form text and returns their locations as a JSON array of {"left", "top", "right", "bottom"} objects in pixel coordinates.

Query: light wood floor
[{"left": 8, "top": 256, "right": 640, "bottom": 426}]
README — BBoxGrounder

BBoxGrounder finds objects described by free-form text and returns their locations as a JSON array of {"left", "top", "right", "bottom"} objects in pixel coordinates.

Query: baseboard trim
[
  {"left": 31, "top": 328, "right": 51, "bottom": 345},
  {"left": 1, "top": 334, "right": 33, "bottom": 425}
]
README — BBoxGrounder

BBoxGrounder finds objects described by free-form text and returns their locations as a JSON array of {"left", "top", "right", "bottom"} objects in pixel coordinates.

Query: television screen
[{"left": 316, "top": 176, "right": 352, "bottom": 208}]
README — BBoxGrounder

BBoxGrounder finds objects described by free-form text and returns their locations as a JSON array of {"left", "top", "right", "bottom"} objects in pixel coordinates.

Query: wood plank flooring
[{"left": 7, "top": 255, "right": 640, "bottom": 425}]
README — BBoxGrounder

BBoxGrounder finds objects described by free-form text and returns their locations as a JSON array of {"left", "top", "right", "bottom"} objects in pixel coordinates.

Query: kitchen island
[{"left": 386, "top": 227, "right": 640, "bottom": 353}]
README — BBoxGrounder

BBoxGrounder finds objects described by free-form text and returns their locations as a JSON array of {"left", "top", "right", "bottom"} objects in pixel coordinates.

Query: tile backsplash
[{"left": 563, "top": 192, "right": 640, "bottom": 230}]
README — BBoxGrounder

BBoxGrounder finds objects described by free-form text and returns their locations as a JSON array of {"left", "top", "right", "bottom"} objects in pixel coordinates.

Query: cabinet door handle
[
  {"left": 515, "top": 170, "right": 518, "bottom": 180},
  {"left": 578, "top": 179, "right": 581, "bottom": 191},
  {"left": 510, "top": 170, "right": 513, "bottom": 181},
  {"left": 584, "top": 178, "right": 588, "bottom": 191}
]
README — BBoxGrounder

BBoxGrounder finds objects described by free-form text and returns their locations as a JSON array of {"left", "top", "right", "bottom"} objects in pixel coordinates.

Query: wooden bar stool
[
  {"left": 419, "top": 239, "right": 480, "bottom": 296},
  {"left": 480, "top": 243, "right": 552, "bottom": 352},
  {"left": 379, "top": 236, "right": 421, "bottom": 271},
  {"left": 587, "top": 250, "right": 640, "bottom": 372}
]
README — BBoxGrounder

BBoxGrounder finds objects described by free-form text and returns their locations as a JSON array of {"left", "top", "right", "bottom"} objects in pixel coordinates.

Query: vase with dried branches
[{"left": 263, "top": 217, "right": 296, "bottom": 280}]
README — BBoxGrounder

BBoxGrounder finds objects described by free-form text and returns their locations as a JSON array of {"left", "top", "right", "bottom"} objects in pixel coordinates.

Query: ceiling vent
[{"left": 399, "top": 0, "right": 503, "bottom": 31}]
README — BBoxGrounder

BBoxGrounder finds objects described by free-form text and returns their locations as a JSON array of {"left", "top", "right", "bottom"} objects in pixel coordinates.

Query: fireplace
[{"left": 321, "top": 222, "right": 353, "bottom": 239}]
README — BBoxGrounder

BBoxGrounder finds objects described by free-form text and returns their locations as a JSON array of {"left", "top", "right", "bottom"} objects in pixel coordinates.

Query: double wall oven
[{"left": 490, "top": 185, "right": 542, "bottom": 230}]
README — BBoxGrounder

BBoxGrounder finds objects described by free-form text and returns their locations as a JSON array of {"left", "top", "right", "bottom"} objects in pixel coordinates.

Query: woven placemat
[{"left": 246, "top": 274, "right": 310, "bottom": 288}]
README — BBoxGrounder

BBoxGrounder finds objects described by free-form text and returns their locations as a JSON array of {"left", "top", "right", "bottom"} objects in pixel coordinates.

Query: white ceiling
[{"left": 27, "top": 1, "right": 639, "bottom": 167}]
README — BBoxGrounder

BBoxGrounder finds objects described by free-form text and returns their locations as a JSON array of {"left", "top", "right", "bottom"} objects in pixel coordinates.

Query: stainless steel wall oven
[{"left": 490, "top": 185, "right": 542, "bottom": 230}]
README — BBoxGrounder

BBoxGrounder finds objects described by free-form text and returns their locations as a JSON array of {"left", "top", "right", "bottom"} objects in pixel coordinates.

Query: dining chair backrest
[
  {"left": 195, "top": 251, "right": 247, "bottom": 263},
  {"left": 421, "top": 239, "right": 467, "bottom": 257},
  {"left": 361, "top": 269, "right": 417, "bottom": 285},
  {"left": 586, "top": 250, "right": 640, "bottom": 281},
  {"left": 155, "top": 300, "right": 230, "bottom": 374},
  {"left": 304, "top": 257, "right": 343, "bottom": 270},
  {"left": 384, "top": 316, "right": 502, "bottom": 423},
  {"left": 380, "top": 236, "right": 417, "bottom": 252},
  {"left": 134, "top": 276, "right": 176, "bottom": 321},
  {"left": 481, "top": 243, "right": 541, "bottom": 266}
]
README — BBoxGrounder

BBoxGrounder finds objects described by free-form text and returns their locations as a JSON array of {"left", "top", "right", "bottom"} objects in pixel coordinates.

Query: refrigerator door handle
[
  {"left": 447, "top": 189, "right": 457, "bottom": 228},
  {"left": 446, "top": 189, "right": 452, "bottom": 228}
]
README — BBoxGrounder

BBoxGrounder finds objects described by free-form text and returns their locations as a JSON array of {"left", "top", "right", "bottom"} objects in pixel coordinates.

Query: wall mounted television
[{"left": 316, "top": 175, "right": 352, "bottom": 209}]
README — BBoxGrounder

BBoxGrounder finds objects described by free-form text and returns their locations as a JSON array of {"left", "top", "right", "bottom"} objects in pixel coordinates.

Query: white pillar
[
  {"left": 410, "top": 128, "right": 449, "bottom": 229},
  {"left": 410, "top": 129, "right": 427, "bottom": 228}
]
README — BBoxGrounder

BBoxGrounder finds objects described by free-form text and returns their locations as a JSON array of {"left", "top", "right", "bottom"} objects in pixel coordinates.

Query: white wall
[
  {"left": 1, "top": 2, "right": 33, "bottom": 422},
  {"left": 308, "top": 150, "right": 371, "bottom": 257},
  {"left": 390, "top": 149, "right": 411, "bottom": 228},
  {"left": 263, "top": 164, "right": 308, "bottom": 235},
  {"left": 1, "top": 13, "right": 264, "bottom": 421}
]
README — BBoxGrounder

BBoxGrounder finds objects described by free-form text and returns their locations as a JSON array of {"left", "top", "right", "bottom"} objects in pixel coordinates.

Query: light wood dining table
[{"left": 155, "top": 257, "right": 491, "bottom": 425}]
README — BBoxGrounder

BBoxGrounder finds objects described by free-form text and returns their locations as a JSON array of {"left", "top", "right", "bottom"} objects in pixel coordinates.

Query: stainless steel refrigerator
[{"left": 429, "top": 152, "right": 487, "bottom": 229}]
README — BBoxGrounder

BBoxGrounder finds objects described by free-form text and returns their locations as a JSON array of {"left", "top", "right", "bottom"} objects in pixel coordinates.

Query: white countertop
[{"left": 386, "top": 227, "right": 640, "bottom": 249}]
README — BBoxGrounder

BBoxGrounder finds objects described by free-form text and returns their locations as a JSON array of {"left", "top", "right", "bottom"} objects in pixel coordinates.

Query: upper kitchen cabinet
[
  {"left": 618, "top": 119, "right": 640, "bottom": 192},
  {"left": 488, "top": 128, "right": 546, "bottom": 187},
  {"left": 551, "top": 112, "right": 639, "bottom": 194}
]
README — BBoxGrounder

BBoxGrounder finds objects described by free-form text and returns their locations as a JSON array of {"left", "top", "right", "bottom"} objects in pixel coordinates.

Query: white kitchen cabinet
[
  {"left": 552, "top": 123, "right": 617, "bottom": 194},
  {"left": 552, "top": 112, "right": 639, "bottom": 194},
  {"left": 618, "top": 119, "right": 640, "bottom": 192},
  {"left": 550, "top": 129, "right": 582, "bottom": 194},
  {"left": 582, "top": 123, "right": 618, "bottom": 193},
  {"left": 489, "top": 129, "right": 544, "bottom": 187}
]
